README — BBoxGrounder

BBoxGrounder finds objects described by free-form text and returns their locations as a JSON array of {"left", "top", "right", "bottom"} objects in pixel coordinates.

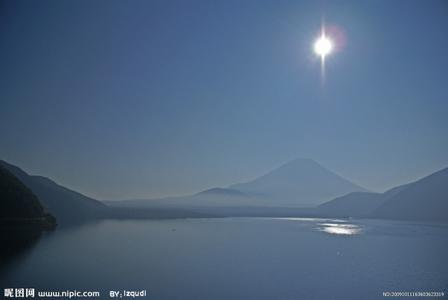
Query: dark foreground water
[{"left": 1, "top": 218, "right": 447, "bottom": 299}]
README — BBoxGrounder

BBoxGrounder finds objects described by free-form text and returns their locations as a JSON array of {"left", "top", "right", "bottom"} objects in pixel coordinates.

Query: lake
[{"left": 1, "top": 218, "right": 447, "bottom": 299}]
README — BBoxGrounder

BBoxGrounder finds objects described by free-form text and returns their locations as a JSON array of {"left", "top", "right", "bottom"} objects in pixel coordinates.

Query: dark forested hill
[{"left": 0, "top": 165, "right": 55, "bottom": 227}]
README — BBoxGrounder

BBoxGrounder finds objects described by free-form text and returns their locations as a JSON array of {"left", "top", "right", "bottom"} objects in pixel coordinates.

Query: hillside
[
  {"left": 0, "top": 164, "right": 56, "bottom": 227},
  {"left": 372, "top": 168, "right": 448, "bottom": 222},
  {"left": 0, "top": 160, "right": 107, "bottom": 225},
  {"left": 0, "top": 165, "right": 56, "bottom": 256},
  {"left": 0, "top": 160, "right": 218, "bottom": 225}
]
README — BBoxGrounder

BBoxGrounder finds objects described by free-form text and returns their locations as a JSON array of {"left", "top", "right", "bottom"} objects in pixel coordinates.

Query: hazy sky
[{"left": 1, "top": 0, "right": 447, "bottom": 200}]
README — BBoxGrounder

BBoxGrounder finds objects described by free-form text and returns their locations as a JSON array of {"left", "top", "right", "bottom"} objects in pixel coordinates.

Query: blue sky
[{"left": 1, "top": 0, "right": 447, "bottom": 200}]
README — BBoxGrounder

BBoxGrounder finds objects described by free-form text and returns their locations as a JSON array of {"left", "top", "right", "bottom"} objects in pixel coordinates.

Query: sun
[
  {"left": 313, "top": 26, "right": 334, "bottom": 84},
  {"left": 314, "top": 34, "right": 333, "bottom": 57}
]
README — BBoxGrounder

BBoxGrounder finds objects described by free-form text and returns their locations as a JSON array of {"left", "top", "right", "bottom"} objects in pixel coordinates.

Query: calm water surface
[{"left": 1, "top": 218, "right": 447, "bottom": 299}]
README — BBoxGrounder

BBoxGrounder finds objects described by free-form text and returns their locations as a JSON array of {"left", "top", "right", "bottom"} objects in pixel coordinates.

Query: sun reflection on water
[{"left": 318, "top": 222, "right": 362, "bottom": 235}]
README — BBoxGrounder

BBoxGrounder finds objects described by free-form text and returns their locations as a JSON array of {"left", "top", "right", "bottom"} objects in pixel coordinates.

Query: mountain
[
  {"left": 229, "top": 158, "right": 366, "bottom": 207},
  {"left": 1, "top": 165, "right": 57, "bottom": 256},
  {"left": 0, "top": 160, "right": 218, "bottom": 225},
  {"left": 315, "top": 166, "right": 448, "bottom": 223},
  {"left": 315, "top": 183, "right": 412, "bottom": 218},
  {"left": 0, "top": 160, "right": 107, "bottom": 225},
  {"left": 0, "top": 165, "right": 56, "bottom": 227},
  {"left": 1, "top": 165, "right": 45, "bottom": 220},
  {"left": 109, "top": 158, "right": 366, "bottom": 210},
  {"left": 372, "top": 167, "right": 448, "bottom": 222},
  {"left": 315, "top": 192, "right": 384, "bottom": 218}
]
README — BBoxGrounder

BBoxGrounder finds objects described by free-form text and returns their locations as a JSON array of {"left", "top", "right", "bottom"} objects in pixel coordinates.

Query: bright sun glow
[
  {"left": 314, "top": 34, "right": 333, "bottom": 57},
  {"left": 314, "top": 26, "right": 334, "bottom": 84}
]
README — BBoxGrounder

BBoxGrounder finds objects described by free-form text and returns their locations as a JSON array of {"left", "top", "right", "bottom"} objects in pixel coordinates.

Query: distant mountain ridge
[
  {"left": 3, "top": 158, "right": 447, "bottom": 224},
  {"left": 0, "top": 160, "right": 217, "bottom": 225},
  {"left": 109, "top": 160, "right": 448, "bottom": 223},
  {"left": 197, "top": 187, "right": 247, "bottom": 197},
  {"left": 110, "top": 158, "right": 367, "bottom": 208}
]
